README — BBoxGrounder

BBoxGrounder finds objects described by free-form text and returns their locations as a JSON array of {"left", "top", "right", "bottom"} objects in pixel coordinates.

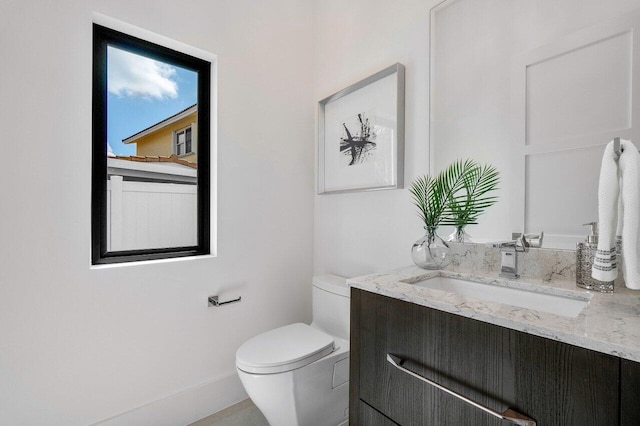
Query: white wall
[
  {"left": 313, "top": 0, "right": 440, "bottom": 278},
  {"left": 0, "top": 1, "right": 314, "bottom": 425}
]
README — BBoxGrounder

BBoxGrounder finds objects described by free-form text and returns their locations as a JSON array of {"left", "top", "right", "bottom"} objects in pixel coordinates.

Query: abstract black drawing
[{"left": 340, "top": 113, "right": 377, "bottom": 166}]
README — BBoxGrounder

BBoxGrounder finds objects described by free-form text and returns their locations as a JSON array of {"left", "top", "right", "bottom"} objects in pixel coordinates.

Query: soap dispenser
[{"left": 576, "top": 222, "right": 614, "bottom": 293}]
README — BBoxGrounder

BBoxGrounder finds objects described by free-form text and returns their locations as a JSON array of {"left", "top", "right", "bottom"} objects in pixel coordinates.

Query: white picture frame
[{"left": 318, "top": 63, "right": 405, "bottom": 194}]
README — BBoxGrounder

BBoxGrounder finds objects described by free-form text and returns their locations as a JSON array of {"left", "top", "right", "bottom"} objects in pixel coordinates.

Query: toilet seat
[{"left": 236, "top": 323, "right": 335, "bottom": 374}]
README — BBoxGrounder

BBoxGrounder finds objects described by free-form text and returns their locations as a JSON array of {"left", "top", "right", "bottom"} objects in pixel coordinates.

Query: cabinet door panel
[{"left": 355, "top": 289, "right": 620, "bottom": 426}]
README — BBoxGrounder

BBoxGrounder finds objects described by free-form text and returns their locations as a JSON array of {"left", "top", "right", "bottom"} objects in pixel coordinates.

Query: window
[
  {"left": 175, "top": 126, "right": 193, "bottom": 156},
  {"left": 92, "top": 23, "right": 211, "bottom": 264}
]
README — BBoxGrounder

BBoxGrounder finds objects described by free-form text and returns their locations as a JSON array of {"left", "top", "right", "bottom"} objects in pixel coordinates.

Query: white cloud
[
  {"left": 107, "top": 141, "right": 116, "bottom": 157},
  {"left": 108, "top": 46, "right": 178, "bottom": 100}
]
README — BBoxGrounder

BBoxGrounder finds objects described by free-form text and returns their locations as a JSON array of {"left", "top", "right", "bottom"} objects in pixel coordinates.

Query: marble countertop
[{"left": 348, "top": 265, "right": 640, "bottom": 362}]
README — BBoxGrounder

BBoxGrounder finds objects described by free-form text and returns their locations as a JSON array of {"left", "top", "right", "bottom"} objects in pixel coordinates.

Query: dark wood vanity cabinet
[{"left": 350, "top": 288, "right": 640, "bottom": 426}]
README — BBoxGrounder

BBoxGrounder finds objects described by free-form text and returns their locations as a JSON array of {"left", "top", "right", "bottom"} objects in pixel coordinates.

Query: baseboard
[{"left": 92, "top": 371, "right": 248, "bottom": 426}]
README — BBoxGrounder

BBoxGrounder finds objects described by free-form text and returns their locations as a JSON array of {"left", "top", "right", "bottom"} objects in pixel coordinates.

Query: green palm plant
[
  {"left": 409, "top": 159, "right": 500, "bottom": 269},
  {"left": 409, "top": 159, "right": 477, "bottom": 269},
  {"left": 409, "top": 159, "right": 477, "bottom": 232},
  {"left": 442, "top": 161, "right": 500, "bottom": 242}
]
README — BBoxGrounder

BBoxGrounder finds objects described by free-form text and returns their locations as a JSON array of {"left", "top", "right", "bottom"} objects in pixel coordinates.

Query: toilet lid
[{"left": 236, "top": 323, "right": 335, "bottom": 374}]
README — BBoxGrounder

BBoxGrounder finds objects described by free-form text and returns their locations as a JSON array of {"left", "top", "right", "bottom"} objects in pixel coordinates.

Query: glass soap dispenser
[{"left": 576, "top": 222, "right": 614, "bottom": 293}]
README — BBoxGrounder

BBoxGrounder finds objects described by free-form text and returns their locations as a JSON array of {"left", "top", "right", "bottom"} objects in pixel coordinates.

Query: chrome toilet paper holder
[{"left": 208, "top": 295, "right": 242, "bottom": 307}]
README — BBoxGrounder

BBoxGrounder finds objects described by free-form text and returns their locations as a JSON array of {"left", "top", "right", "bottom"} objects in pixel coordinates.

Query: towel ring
[
  {"left": 612, "top": 137, "right": 639, "bottom": 160},
  {"left": 614, "top": 137, "right": 623, "bottom": 159}
]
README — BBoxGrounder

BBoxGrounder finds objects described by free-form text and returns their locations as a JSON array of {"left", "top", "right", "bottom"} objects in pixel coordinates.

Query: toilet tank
[{"left": 311, "top": 275, "right": 350, "bottom": 341}]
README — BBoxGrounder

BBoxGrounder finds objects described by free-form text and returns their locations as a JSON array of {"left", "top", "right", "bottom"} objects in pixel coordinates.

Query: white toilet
[{"left": 236, "top": 275, "right": 350, "bottom": 426}]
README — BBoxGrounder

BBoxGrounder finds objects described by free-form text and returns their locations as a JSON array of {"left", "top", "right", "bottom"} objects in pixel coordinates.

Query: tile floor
[{"left": 189, "top": 398, "right": 268, "bottom": 426}]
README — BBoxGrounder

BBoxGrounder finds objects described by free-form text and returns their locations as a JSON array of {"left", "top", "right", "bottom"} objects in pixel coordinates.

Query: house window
[
  {"left": 92, "top": 22, "right": 212, "bottom": 265},
  {"left": 176, "top": 126, "right": 193, "bottom": 156}
]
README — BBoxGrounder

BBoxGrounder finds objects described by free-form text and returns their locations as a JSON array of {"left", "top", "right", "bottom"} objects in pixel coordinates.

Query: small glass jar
[{"left": 447, "top": 226, "right": 473, "bottom": 243}]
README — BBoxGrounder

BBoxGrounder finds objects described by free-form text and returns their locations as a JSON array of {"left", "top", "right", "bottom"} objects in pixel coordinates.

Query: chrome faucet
[{"left": 488, "top": 232, "right": 544, "bottom": 279}]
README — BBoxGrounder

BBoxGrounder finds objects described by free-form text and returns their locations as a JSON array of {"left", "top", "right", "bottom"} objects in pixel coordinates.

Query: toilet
[{"left": 236, "top": 275, "right": 350, "bottom": 426}]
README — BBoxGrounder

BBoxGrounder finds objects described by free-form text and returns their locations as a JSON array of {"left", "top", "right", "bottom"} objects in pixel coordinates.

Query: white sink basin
[{"left": 411, "top": 276, "right": 590, "bottom": 318}]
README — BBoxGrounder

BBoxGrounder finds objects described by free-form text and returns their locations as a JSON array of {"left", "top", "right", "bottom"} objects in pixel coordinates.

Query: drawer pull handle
[{"left": 387, "top": 354, "right": 536, "bottom": 426}]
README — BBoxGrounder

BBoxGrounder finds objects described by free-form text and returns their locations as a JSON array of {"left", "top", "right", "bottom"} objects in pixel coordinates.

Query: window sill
[{"left": 90, "top": 253, "right": 217, "bottom": 270}]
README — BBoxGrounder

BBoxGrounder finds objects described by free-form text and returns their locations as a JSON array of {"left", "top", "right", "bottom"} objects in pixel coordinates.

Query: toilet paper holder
[{"left": 208, "top": 295, "right": 242, "bottom": 307}]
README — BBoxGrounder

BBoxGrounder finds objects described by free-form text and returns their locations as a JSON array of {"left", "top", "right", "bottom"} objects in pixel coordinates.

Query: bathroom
[{"left": 2, "top": 0, "right": 640, "bottom": 425}]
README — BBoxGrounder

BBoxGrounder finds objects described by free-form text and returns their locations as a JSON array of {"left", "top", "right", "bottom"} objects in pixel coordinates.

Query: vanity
[{"left": 347, "top": 244, "right": 640, "bottom": 426}]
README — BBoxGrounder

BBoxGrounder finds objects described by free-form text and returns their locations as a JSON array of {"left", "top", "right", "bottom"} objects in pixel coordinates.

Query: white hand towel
[
  {"left": 619, "top": 140, "right": 640, "bottom": 289},
  {"left": 592, "top": 139, "right": 640, "bottom": 289},
  {"left": 593, "top": 141, "right": 621, "bottom": 282}
]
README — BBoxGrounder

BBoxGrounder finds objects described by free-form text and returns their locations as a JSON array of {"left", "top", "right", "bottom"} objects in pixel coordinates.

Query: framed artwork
[{"left": 318, "top": 63, "right": 405, "bottom": 194}]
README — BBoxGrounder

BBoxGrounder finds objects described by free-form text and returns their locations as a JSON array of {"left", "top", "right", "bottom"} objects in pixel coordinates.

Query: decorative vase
[
  {"left": 447, "top": 226, "right": 473, "bottom": 243},
  {"left": 411, "top": 227, "right": 452, "bottom": 270}
]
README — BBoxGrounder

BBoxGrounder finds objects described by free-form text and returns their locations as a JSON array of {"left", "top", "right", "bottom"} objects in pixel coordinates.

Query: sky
[{"left": 107, "top": 46, "right": 198, "bottom": 156}]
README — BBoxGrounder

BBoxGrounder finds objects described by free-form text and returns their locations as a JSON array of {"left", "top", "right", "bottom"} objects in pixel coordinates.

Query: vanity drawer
[{"left": 352, "top": 289, "right": 619, "bottom": 426}]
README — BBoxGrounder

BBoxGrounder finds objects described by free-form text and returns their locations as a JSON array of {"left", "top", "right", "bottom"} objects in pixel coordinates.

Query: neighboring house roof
[
  {"left": 112, "top": 154, "right": 197, "bottom": 169},
  {"left": 122, "top": 103, "right": 197, "bottom": 144},
  {"left": 107, "top": 155, "right": 197, "bottom": 185}
]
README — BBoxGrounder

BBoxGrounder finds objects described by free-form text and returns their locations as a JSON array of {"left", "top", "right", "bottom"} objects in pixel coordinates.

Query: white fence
[{"left": 107, "top": 176, "right": 197, "bottom": 251}]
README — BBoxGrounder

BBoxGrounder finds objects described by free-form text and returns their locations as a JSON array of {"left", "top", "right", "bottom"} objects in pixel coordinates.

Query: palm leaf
[
  {"left": 441, "top": 161, "right": 500, "bottom": 227},
  {"left": 409, "top": 159, "right": 477, "bottom": 230}
]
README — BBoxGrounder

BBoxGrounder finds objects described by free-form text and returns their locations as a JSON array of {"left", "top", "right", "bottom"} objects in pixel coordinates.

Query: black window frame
[{"left": 92, "top": 24, "right": 211, "bottom": 265}]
